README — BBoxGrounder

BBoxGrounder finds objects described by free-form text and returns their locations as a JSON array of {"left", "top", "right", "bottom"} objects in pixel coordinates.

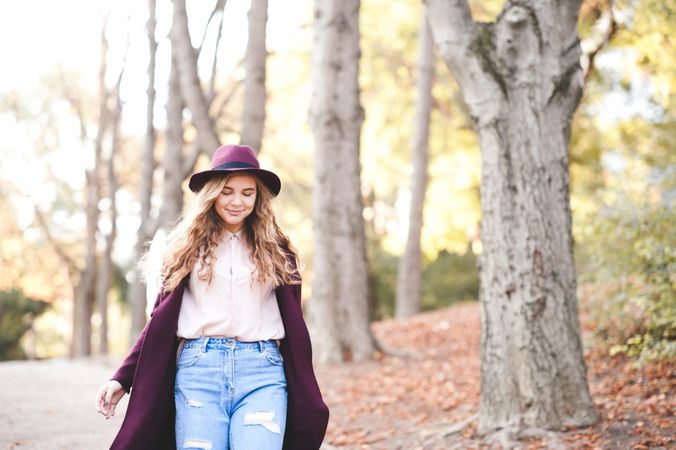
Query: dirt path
[
  {"left": 1, "top": 302, "right": 673, "bottom": 449},
  {"left": 0, "top": 357, "right": 127, "bottom": 450}
]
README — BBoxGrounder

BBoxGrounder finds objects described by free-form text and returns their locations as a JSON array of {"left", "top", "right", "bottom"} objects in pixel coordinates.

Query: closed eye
[{"left": 221, "top": 188, "right": 256, "bottom": 196}]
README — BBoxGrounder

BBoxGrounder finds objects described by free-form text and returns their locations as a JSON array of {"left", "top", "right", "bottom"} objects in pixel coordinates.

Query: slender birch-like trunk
[
  {"left": 75, "top": 165, "right": 99, "bottom": 357},
  {"left": 72, "top": 22, "right": 111, "bottom": 357},
  {"left": 395, "top": 14, "right": 434, "bottom": 319},
  {"left": 308, "top": 0, "right": 376, "bottom": 363},
  {"left": 130, "top": 0, "right": 158, "bottom": 338},
  {"left": 96, "top": 83, "right": 121, "bottom": 354},
  {"left": 158, "top": 57, "right": 185, "bottom": 229},
  {"left": 426, "top": 0, "right": 597, "bottom": 433},
  {"left": 240, "top": 0, "right": 268, "bottom": 153}
]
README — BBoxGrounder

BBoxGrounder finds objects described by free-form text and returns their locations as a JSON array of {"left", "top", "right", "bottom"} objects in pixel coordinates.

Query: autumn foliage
[{"left": 316, "top": 302, "right": 675, "bottom": 449}]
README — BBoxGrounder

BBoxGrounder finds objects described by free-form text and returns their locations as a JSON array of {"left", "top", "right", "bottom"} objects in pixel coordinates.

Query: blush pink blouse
[{"left": 146, "top": 229, "right": 285, "bottom": 341}]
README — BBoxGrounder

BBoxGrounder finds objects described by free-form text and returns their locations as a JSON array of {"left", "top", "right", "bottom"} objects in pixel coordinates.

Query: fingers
[
  {"left": 96, "top": 381, "right": 126, "bottom": 419},
  {"left": 104, "top": 385, "right": 115, "bottom": 419},
  {"left": 95, "top": 383, "right": 114, "bottom": 419},
  {"left": 109, "top": 398, "right": 118, "bottom": 418},
  {"left": 95, "top": 385, "right": 108, "bottom": 416}
]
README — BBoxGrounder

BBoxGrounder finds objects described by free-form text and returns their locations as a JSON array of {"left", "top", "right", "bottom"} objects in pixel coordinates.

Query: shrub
[
  {"left": 577, "top": 203, "right": 675, "bottom": 364},
  {"left": 0, "top": 289, "right": 49, "bottom": 360}
]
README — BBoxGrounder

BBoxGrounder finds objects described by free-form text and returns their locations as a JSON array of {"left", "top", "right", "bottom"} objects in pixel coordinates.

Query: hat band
[{"left": 213, "top": 161, "right": 258, "bottom": 170}]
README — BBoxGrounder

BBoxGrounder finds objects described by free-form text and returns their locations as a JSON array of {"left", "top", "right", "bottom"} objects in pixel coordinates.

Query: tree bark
[
  {"left": 130, "top": 0, "right": 159, "bottom": 339},
  {"left": 240, "top": 0, "right": 268, "bottom": 153},
  {"left": 171, "top": 0, "right": 221, "bottom": 153},
  {"left": 206, "top": 0, "right": 226, "bottom": 100},
  {"left": 72, "top": 20, "right": 115, "bottom": 357},
  {"left": 158, "top": 55, "right": 186, "bottom": 229},
  {"left": 308, "top": 0, "right": 376, "bottom": 363},
  {"left": 395, "top": 14, "right": 434, "bottom": 319},
  {"left": 96, "top": 82, "right": 121, "bottom": 355},
  {"left": 426, "top": 0, "right": 597, "bottom": 433}
]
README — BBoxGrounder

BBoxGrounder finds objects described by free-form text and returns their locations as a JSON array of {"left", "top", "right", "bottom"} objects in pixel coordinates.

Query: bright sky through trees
[{"left": 0, "top": 0, "right": 310, "bottom": 259}]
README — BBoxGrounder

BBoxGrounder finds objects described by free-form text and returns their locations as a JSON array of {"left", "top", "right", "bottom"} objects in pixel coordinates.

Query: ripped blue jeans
[{"left": 175, "top": 337, "right": 287, "bottom": 450}]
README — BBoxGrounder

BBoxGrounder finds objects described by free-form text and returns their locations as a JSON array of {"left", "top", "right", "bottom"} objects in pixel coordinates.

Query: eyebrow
[{"left": 222, "top": 187, "right": 256, "bottom": 192}]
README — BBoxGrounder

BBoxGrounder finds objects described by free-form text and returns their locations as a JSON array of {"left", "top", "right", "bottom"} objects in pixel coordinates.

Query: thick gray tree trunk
[
  {"left": 395, "top": 14, "right": 434, "bottom": 319},
  {"left": 240, "top": 0, "right": 268, "bottom": 153},
  {"left": 129, "top": 0, "right": 158, "bottom": 338},
  {"left": 308, "top": 0, "right": 376, "bottom": 363},
  {"left": 426, "top": 0, "right": 597, "bottom": 433}
]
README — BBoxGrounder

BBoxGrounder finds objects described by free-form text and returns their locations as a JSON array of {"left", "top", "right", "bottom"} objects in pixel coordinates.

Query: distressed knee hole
[
  {"left": 182, "top": 438, "right": 212, "bottom": 449},
  {"left": 185, "top": 399, "right": 203, "bottom": 407},
  {"left": 243, "top": 411, "right": 281, "bottom": 434}
]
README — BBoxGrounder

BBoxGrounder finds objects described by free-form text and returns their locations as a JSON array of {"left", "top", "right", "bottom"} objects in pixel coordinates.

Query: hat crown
[
  {"left": 211, "top": 145, "right": 260, "bottom": 170},
  {"left": 188, "top": 143, "right": 280, "bottom": 195}
]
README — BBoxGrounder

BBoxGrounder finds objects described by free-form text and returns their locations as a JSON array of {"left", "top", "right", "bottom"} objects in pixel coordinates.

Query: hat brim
[{"left": 188, "top": 168, "right": 281, "bottom": 196}]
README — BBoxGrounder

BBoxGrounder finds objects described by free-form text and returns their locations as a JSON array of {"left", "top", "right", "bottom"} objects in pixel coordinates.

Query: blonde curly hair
[{"left": 155, "top": 173, "right": 300, "bottom": 292}]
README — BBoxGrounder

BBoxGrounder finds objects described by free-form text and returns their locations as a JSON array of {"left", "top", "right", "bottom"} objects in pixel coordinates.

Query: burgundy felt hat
[{"left": 188, "top": 144, "right": 281, "bottom": 196}]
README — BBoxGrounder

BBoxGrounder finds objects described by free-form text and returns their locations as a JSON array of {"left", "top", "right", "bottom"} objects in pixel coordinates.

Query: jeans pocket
[
  {"left": 265, "top": 348, "right": 284, "bottom": 366},
  {"left": 177, "top": 346, "right": 202, "bottom": 368}
]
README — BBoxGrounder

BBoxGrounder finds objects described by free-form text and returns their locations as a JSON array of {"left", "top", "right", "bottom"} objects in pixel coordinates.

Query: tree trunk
[
  {"left": 158, "top": 56, "right": 185, "bottom": 229},
  {"left": 240, "top": 0, "right": 268, "bottom": 153},
  {"left": 73, "top": 165, "right": 98, "bottom": 357},
  {"left": 171, "top": 0, "right": 221, "bottom": 153},
  {"left": 130, "top": 0, "right": 159, "bottom": 339},
  {"left": 395, "top": 14, "right": 434, "bottom": 319},
  {"left": 96, "top": 86, "right": 121, "bottom": 355},
  {"left": 426, "top": 0, "right": 597, "bottom": 433},
  {"left": 308, "top": 0, "right": 376, "bottom": 363},
  {"left": 72, "top": 22, "right": 113, "bottom": 357}
]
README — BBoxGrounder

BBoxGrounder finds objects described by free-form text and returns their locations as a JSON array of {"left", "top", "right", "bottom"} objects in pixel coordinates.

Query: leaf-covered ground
[
  {"left": 316, "top": 302, "right": 675, "bottom": 449},
  {"left": 0, "top": 302, "right": 672, "bottom": 449}
]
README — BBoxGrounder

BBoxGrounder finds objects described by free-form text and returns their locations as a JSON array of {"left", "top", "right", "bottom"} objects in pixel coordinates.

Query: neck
[{"left": 224, "top": 224, "right": 244, "bottom": 234}]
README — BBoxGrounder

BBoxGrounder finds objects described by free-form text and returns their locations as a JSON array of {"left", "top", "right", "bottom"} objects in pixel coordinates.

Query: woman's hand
[{"left": 95, "top": 380, "right": 126, "bottom": 419}]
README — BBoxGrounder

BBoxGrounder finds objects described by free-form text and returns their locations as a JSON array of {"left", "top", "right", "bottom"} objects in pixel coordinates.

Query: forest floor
[
  {"left": 0, "top": 302, "right": 673, "bottom": 450},
  {"left": 318, "top": 302, "right": 675, "bottom": 449}
]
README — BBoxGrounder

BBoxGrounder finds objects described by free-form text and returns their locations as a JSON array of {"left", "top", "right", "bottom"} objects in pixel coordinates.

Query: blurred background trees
[
  {"left": 0, "top": 0, "right": 672, "bottom": 373},
  {"left": 572, "top": 0, "right": 675, "bottom": 363}
]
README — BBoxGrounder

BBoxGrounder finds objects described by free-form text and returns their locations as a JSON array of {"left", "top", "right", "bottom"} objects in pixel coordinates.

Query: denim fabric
[{"left": 175, "top": 337, "right": 287, "bottom": 450}]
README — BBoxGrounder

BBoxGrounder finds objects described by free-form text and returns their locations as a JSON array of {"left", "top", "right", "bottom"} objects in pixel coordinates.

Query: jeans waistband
[{"left": 182, "top": 336, "right": 277, "bottom": 352}]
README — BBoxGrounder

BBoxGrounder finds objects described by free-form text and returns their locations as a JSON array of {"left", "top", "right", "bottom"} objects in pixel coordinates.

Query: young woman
[{"left": 95, "top": 145, "right": 329, "bottom": 450}]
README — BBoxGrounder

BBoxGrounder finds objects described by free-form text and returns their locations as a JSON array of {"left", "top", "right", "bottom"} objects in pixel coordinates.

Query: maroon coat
[{"left": 109, "top": 277, "right": 329, "bottom": 450}]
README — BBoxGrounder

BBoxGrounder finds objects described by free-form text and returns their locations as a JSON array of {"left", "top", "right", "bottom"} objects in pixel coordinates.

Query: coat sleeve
[
  {"left": 110, "top": 291, "right": 164, "bottom": 393},
  {"left": 111, "top": 231, "right": 169, "bottom": 392},
  {"left": 277, "top": 280, "right": 330, "bottom": 450}
]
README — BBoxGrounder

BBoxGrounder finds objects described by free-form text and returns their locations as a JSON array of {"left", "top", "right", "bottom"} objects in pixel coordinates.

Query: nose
[{"left": 230, "top": 193, "right": 243, "bottom": 205}]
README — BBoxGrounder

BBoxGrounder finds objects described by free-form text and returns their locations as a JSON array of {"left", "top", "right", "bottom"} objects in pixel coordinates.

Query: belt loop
[
  {"left": 258, "top": 341, "right": 264, "bottom": 352},
  {"left": 201, "top": 337, "right": 209, "bottom": 353}
]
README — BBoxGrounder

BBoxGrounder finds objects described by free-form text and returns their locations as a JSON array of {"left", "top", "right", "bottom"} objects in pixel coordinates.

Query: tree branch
[
  {"left": 197, "top": 0, "right": 227, "bottom": 55},
  {"left": 582, "top": 0, "right": 618, "bottom": 82},
  {"left": 33, "top": 206, "right": 79, "bottom": 278},
  {"left": 208, "top": 0, "right": 227, "bottom": 100},
  {"left": 558, "top": 0, "right": 584, "bottom": 40},
  {"left": 182, "top": 141, "right": 205, "bottom": 178},
  {"left": 425, "top": 0, "right": 475, "bottom": 68},
  {"left": 425, "top": 0, "right": 502, "bottom": 124},
  {"left": 212, "top": 78, "right": 243, "bottom": 120},
  {"left": 171, "top": 0, "right": 221, "bottom": 153}
]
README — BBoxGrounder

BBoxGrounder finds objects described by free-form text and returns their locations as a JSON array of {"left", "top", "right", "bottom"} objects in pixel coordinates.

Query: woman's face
[{"left": 214, "top": 174, "right": 257, "bottom": 233}]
